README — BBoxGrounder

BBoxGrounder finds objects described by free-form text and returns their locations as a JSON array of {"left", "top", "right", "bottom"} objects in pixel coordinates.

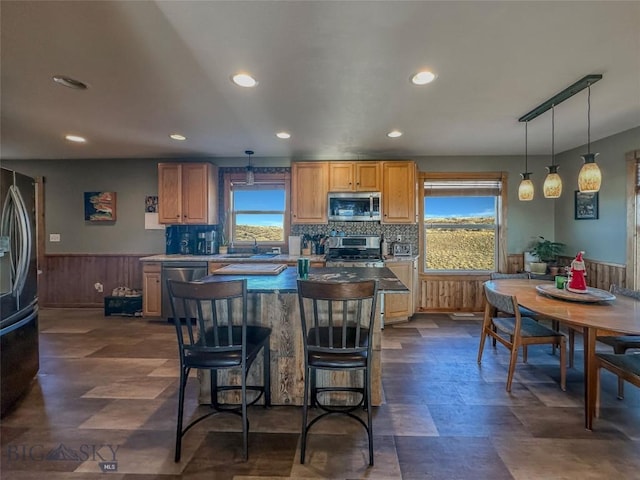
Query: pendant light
[
  {"left": 543, "top": 105, "right": 562, "bottom": 198},
  {"left": 518, "top": 121, "right": 534, "bottom": 201},
  {"left": 245, "top": 150, "right": 255, "bottom": 186},
  {"left": 578, "top": 83, "right": 602, "bottom": 193}
]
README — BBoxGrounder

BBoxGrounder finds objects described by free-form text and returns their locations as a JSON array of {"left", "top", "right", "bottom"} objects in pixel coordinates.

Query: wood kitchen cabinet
[
  {"left": 384, "top": 259, "right": 417, "bottom": 324},
  {"left": 142, "top": 262, "right": 162, "bottom": 317},
  {"left": 328, "top": 162, "right": 381, "bottom": 192},
  {"left": 382, "top": 161, "right": 417, "bottom": 224},
  {"left": 158, "top": 162, "right": 218, "bottom": 224},
  {"left": 291, "top": 162, "right": 328, "bottom": 224},
  {"left": 208, "top": 262, "right": 229, "bottom": 274}
]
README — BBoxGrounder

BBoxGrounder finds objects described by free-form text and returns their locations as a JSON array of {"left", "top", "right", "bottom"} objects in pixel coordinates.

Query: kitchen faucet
[{"left": 252, "top": 237, "right": 259, "bottom": 254}]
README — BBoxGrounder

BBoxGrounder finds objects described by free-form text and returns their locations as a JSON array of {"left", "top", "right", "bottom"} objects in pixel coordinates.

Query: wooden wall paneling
[
  {"left": 507, "top": 254, "right": 524, "bottom": 274},
  {"left": 41, "top": 254, "right": 145, "bottom": 307},
  {"left": 417, "top": 258, "right": 626, "bottom": 312}
]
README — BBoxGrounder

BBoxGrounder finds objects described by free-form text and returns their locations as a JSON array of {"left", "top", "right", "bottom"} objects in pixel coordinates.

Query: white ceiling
[{"left": 1, "top": 1, "right": 639, "bottom": 161}]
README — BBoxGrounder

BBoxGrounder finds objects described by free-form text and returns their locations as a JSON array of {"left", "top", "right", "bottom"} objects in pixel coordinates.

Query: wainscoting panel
[
  {"left": 419, "top": 275, "right": 487, "bottom": 312},
  {"left": 417, "top": 254, "right": 627, "bottom": 312},
  {"left": 41, "top": 254, "right": 145, "bottom": 308}
]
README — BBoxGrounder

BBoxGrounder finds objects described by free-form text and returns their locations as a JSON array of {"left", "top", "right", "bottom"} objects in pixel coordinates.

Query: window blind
[{"left": 424, "top": 179, "right": 502, "bottom": 197}]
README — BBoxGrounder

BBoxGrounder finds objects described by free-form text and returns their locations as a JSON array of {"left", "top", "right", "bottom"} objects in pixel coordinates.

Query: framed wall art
[
  {"left": 574, "top": 191, "right": 598, "bottom": 220},
  {"left": 84, "top": 191, "right": 116, "bottom": 222}
]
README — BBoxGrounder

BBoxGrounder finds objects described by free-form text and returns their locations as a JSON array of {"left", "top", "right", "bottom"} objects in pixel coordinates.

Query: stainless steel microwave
[{"left": 328, "top": 192, "right": 381, "bottom": 221}]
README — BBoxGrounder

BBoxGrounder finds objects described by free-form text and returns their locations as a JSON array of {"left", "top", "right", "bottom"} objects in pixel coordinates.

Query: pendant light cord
[
  {"left": 525, "top": 121, "right": 528, "bottom": 171},
  {"left": 587, "top": 84, "right": 591, "bottom": 154},
  {"left": 551, "top": 104, "right": 555, "bottom": 166}
]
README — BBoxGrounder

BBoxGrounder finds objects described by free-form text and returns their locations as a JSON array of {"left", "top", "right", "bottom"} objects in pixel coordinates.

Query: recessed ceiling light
[
  {"left": 411, "top": 70, "right": 436, "bottom": 85},
  {"left": 52, "top": 75, "right": 88, "bottom": 90},
  {"left": 231, "top": 73, "right": 258, "bottom": 88},
  {"left": 387, "top": 130, "right": 403, "bottom": 138},
  {"left": 169, "top": 134, "right": 187, "bottom": 141},
  {"left": 276, "top": 132, "right": 291, "bottom": 139},
  {"left": 65, "top": 134, "right": 86, "bottom": 143}
]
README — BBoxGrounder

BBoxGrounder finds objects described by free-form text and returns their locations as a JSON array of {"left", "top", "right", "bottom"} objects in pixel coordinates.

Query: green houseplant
[{"left": 529, "top": 236, "right": 566, "bottom": 274}]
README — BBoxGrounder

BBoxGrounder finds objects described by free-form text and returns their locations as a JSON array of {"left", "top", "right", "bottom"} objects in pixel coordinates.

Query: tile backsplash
[{"left": 291, "top": 222, "right": 419, "bottom": 253}]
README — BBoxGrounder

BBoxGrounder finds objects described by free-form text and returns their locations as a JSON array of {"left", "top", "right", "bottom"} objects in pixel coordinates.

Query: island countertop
[
  {"left": 139, "top": 253, "right": 326, "bottom": 263},
  {"left": 198, "top": 266, "right": 409, "bottom": 293}
]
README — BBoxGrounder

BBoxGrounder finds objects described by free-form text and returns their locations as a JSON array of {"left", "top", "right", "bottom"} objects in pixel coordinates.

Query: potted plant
[{"left": 529, "top": 236, "right": 566, "bottom": 274}]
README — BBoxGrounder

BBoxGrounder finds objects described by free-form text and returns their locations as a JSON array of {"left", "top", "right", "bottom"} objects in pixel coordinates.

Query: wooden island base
[{"left": 198, "top": 290, "right": 382, "bottom": 406}]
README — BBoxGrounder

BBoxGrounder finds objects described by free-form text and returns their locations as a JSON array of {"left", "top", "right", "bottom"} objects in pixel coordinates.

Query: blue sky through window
[
  {"left": 425, "top": 197, "right": 495, "bottom": 219},
  {"left": 234, "top": 189, "right": 285, "bottom": 227}
]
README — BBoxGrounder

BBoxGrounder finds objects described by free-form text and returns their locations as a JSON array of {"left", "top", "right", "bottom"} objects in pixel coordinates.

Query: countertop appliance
[
  {"left": 161, "top": 262, "right": 208, "bottom": 319},
  {"left": 1, "top": 168, "right": 38, "bottom": 416},
  {"left": 328, "top": 192, "right": 381, "bottom": 222},
  {"left": 325, "top": 235, "right": 384, "bottom": 267}
]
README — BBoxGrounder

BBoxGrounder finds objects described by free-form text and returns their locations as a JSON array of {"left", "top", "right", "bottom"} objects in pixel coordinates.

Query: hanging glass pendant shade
[
  {"left": 578, "top": 84, "right": 602, "bottom": 193},
  {"left": 543, "top": 105, "right": 562, "bottom": 198},
  {"left": 543, "top": 165, "right": 562, "bottom": 198},
  {"left": 518, "top": 173, "right": 535, "bottom": 201},
  {"left": 578, "top": 153, "right": 601, "bottom": 192},
  {"left": 518, "top": 122, "right": 534, "bottom": 201}
]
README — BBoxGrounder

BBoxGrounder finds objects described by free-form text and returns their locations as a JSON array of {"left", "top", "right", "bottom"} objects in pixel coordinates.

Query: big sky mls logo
[{"left": 5, "top": 443, "right": 119, "bottom": 473}]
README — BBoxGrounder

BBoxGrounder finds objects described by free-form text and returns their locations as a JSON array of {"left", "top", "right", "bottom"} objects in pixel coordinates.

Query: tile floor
[{"left": 1, "top": 309, "right": 639, "bottom": 479}]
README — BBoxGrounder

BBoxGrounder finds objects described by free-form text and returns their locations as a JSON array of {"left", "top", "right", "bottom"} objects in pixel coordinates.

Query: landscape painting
[{"left": 84, "top": 191, "right": 116, "bottom": 222}]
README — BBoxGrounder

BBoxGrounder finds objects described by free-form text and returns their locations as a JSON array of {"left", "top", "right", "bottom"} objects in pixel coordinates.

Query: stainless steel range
[{"left": 325, "top": 235, "right": 384, "bottom": 267}]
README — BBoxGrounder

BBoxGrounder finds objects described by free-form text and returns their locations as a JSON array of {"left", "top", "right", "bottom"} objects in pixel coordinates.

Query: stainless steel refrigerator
[{"left": 0, "top": 167, "right": 38, "bottom": 416}]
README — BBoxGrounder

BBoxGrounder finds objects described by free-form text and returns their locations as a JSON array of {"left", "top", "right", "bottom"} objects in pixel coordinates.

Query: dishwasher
[{"left": 161, "top": 262, "right": 208, "bottom": 319}]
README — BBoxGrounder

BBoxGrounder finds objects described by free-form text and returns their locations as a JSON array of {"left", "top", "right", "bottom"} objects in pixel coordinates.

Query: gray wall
[
  {"left": 3, "top": 158, "right": 165, "bottom": 254},
  {"left": 4, "top": 126, "right": 638, "bottom": 261},
  {"left": 554, "top": 127, "right": 639, "bottom": 264}
]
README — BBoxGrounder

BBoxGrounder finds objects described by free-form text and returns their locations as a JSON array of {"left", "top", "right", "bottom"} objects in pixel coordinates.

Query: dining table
[{"left": 485, "top": 278, "right": 640, "bottom": 430}]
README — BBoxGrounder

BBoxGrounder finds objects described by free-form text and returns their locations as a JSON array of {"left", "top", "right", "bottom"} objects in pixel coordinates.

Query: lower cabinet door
[
  {"left": 384, "top": 261, "right": 414, "bottom": 323},
  {"left": 143, "top": 264, "right": 162, "bottom": 317}
]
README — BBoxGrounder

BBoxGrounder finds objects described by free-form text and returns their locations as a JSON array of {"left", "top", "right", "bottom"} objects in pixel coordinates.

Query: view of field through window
[
  {"left": 425, "top": 196, "right": 496, "bottom": 271},
  {"left": 233, "top": 188, "right": 285, "bottom": 242}
]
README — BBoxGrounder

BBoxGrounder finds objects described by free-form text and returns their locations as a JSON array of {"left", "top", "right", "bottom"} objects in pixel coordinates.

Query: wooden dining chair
[
  {"left": 595, "top": 352, "right": 640, "bottom": 421},
  {"left": 167, "top": 279, "right": 271, "bottom": 462},
  {"left": 296, "top": 279, "right": 378, "bottom": 466},
  {"left": 595, "top": 285, "right": 640, "bottom": 399},
  {"left": 478, "top": 282, "right": 566, "bottom": 392},
  {"left": 489, "top": 272, "right": 561, "bottom": 361}
]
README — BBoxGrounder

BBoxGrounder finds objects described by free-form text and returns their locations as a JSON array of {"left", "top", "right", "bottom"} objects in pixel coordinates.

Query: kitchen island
[{"left": 195, "top": 266, "right": 408, "bottom": 407}]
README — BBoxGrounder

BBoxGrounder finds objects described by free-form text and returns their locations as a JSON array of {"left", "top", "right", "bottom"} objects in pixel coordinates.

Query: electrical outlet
[
  {"left": 396, "top": 235, "right": 402, "bottom": 242},
  {"left": 49, "top": 233, "right": 61, "bottom": 242},
  {"left": 94, "top": 282, "right": 103, "bottom": 293}
]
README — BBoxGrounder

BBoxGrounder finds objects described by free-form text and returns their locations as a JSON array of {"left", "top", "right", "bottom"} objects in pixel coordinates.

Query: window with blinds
[
  {"left": 229, "top": 178, "right": 287, "bottom": 245},
  {"left": 423, "top": 178, "right": 503, "bottom": 272}
]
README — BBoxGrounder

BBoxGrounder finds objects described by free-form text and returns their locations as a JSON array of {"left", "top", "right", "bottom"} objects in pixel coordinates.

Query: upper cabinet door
[
  {"left": 328, "top": 162, "right": 381, "bottom": 192},
  {"left": 181, "top": 163, "right": 211, "bottom": 224},
  {"left": 158, "top": 163, "right": 218, "bottom": 224},
  {"left": 355, "top": 162, "right": 381, "bottom": 191},
  {"left": 158, "top": 163, "right": 182, "bottom": 224},
  {"left": 382, "top": 161, "right": 416, "bottom": 224},
  {"left": 328, "top": 163, "right": 355, "bottom": 192},
  {"left": 292, "top": 162, "right": 328, "bottom": 224}
]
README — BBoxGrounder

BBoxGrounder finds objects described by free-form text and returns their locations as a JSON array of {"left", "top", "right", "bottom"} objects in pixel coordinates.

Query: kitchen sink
[
  {"left": 250, "top": 253, "right": 279, "bottom": 258},
  {"left": 218, "top": 252, "right": 280, "bottom": 259}
]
